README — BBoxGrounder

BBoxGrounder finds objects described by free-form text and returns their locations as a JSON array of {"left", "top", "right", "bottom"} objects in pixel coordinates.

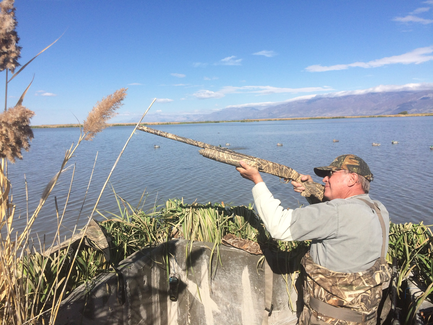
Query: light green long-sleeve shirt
[{"left": 252, "top": 182, "right": 389, "bottom": 273}]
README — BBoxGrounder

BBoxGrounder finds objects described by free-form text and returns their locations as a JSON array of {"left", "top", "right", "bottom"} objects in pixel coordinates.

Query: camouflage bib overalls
[{"left": 298, "top": 199, "right": 391, "bottom": 325}]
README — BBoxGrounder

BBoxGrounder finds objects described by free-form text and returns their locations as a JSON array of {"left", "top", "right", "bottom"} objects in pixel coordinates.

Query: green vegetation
[
  {"left": 388, "top": 222, "right": 433, "bottom": 323},
  {"left": 1, "top": 1, "right": 432, "bottom": 323},
  {"left": 7, "top": 197, "right": 309, "bottom": 323},
  {"left": 9, "top": 197, "right": 433, "bottom": 324}
]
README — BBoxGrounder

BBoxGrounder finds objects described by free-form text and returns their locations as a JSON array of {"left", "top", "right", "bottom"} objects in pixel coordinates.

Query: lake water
[{"left": 6, "top": 116, "right": 433, "bottom": 241}]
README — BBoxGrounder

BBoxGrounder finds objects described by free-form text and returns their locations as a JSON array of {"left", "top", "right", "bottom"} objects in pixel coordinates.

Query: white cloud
[
  {"left": 204, "top": 76, "right": 218, "bottom": 80},
  {"left": 393, "top": 3, "right": 433, "bottom": 24},
  {"left": 253, "top": 50, "right": 277, "bottom": 57},
  {"left": 193, "top": 62, "right": 208, "bottom": 68},
  {"left": 229, "top": 85, "right": 333, "bottom": 95},
  {"left": 411, "top": 7, "right": 430, "bottom": 14},
  {"left": 171, "top": 73, "right": 186, "bottom": 78},
  {"left": 128, "top": 83, "right": 143, "bottom": 86},
  {"left": 326, "top": 83, "right": 433, "bottom": 97},
  {"left": 193, "top": 90, "right": 225, "bottom": 99},
  {"left": 156, "top": 98, "right": 173, "bottom": 103},
  {"left": 224, "top": 95, "right": 331, "bottom": 110},
  {"left": 193, "top": 85, "right": 333, "bottom": 99},
  {"left": 224, "top": 83, "right": 433, "bottom": 109},
  {"left": 217, "top": 56, "right": 242, "bottom": 66},
  {"left": 393, "top": 15, "right": 433, "bottom": 24},
  {"left": 35, "top": 90, "right": 56, "bottom": 97},
  {"left": 306, "top": 46, "right": 433, "bottom": 72}
]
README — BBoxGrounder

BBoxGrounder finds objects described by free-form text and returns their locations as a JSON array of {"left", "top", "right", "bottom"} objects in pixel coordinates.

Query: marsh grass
[
  {"left": 0, "top": 1, "right": 431, "bottom": 322},
  {"left": 3, "top": 157, "right": 433, "bottom": 324},
  {"left": 387, "top": 222, "right": 433, "bottom": 323},
  {"left": 0, "top": 86, "right": 128, "bottom": 324}
]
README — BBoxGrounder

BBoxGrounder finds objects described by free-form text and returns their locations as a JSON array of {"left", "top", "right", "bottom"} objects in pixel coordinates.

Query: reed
[
  {"left": 4, "top": 174, "right": 433, "bottom": 324},
  {"left": 0, "top": 47, "right": 127, "bottom": 322},
  {"left": 387, "top": 222, "right": 433, "bottom": 323},
  {"left": 0, "top": 3, "right": 431, "bottom": 322}
]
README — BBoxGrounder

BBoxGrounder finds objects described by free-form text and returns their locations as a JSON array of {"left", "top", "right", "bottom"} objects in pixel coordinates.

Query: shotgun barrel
[{"left": 137, "top": 125, "right": 324, "bottom": 202}]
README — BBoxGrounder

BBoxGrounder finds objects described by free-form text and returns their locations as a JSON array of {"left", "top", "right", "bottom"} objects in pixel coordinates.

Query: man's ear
[{"left": 348, "top": 173, "right": 358, "bottom": 187}]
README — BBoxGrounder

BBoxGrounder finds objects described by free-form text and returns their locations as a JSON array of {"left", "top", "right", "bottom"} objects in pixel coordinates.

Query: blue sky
[{"left": 4, "top": 0, "right": 433, "bottom": 125}]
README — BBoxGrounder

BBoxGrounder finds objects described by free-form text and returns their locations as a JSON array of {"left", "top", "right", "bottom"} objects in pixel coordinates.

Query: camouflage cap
[{"left": 314, "top": 154, "right": 374, "bottom": 181}]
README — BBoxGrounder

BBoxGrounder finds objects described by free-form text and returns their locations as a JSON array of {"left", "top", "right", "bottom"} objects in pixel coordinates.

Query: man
[{"left": 236, "top": 154, "right": 391, "bottom": 324}]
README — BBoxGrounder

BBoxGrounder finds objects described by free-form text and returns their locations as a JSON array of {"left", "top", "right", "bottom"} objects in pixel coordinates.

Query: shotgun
[{"left": 137, "top": 125, "right": 325, "bottom": 202}]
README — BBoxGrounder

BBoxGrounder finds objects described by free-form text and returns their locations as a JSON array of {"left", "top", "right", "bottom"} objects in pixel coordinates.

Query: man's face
[{"left": 322, "top": 169, "right": 352, "bottom": 200}]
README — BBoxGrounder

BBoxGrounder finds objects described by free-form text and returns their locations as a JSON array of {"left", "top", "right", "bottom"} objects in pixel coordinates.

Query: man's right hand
[{"left": 236, "top": 160, "right": 264, "bottom": 185}]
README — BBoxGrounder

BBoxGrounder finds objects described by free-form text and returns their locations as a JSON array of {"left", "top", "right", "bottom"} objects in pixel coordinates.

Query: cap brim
[{"left": 314, "top": 166, "right": 338, "bottom": 177}]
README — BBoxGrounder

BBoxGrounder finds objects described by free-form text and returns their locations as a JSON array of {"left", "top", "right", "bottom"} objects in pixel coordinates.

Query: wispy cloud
[
  {"left": 171, "top": 73, "right": 186, "bottom": 78},
  {"left": 306, "top": 46, "right": 433, "bottom": 72},
  {"left": 225, "top": 83, "right": 433, "bottom": 109},
  {"left": 253, "top": 50, "right": 277, "bottom": 57},
  {"left": 156, "top": 98, "right": 173, "bottom": 103},
  {"left": 217, "top": 56, "right": 242, "bottom": 66},
  {"left": 193, "top": 85, "right": 333, "bottom": 99},
  {"left": 393, "top": 15, "right": 433, "bottom": 24},
  {"left": 393, "top": 3, "right": 433, "bottom": 24},
  {"left": 225, "top": 96, "right": 317, "bottom": 109},
  {"left": 128, "top": 83, "right": 143, "bottom": 86},
  {"left": 411, "top": 7, "right": 430, "bottom": 14},
  {"left": 204, "top": 76, "right": 218, "bottom": 80},
  {"left": 193, "top": 62, "right": 208, "bottom": 68},
  {"left": 193, "top": 90, "right": 225, "bottom": 99},
  {"left": 323, "top": 83, "right": 433, "bottom": 97},
  {"left": 35, "top": 90, "right": 56, "bottom": 97}
]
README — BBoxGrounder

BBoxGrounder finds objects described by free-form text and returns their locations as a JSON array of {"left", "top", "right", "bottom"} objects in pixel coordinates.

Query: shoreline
[{"left": 32, "top": 113, "right": 433, "bottom": 128}]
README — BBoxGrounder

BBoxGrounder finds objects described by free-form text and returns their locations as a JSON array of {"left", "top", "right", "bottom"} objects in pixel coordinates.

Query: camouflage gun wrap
[{"left": 137, "top": 125, "right": 325, "bottom": 202}]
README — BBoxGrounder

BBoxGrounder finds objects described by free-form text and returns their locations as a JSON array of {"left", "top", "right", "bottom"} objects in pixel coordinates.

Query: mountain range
[{"left": 142, "top": 89, "right": 433, "bottom": 123}]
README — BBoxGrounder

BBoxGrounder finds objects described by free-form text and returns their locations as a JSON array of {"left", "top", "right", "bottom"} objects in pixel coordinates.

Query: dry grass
[
  {"left": 0, "top": 87, "right": 129, "bottom": 324},
  {"left": 0, "top": 105, "right": 34, "bottom": 162},
  {"left": 83, "top": 88, "right": 127, "bottom": 140},
  {"left": 0, "top": 0, "right": 21, "bottom": 73}
]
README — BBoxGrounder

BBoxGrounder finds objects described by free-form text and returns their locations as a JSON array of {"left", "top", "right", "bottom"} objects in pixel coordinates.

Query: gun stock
[{"left": 137, "top": 125, "right": 324, "bottom": 202}]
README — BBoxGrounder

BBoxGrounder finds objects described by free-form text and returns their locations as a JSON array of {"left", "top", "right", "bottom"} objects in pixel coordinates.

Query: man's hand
[
  {"left": 236, "top": 161, "right": 264, "bottom": 184},
  {"left": 291, "top": 174, "right": 313, "bottom": 193}
]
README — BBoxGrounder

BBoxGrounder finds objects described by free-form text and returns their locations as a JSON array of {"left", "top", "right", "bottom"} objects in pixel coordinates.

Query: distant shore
[{"left": 32, "top": 113, "right": 433, "bottom": 128}]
